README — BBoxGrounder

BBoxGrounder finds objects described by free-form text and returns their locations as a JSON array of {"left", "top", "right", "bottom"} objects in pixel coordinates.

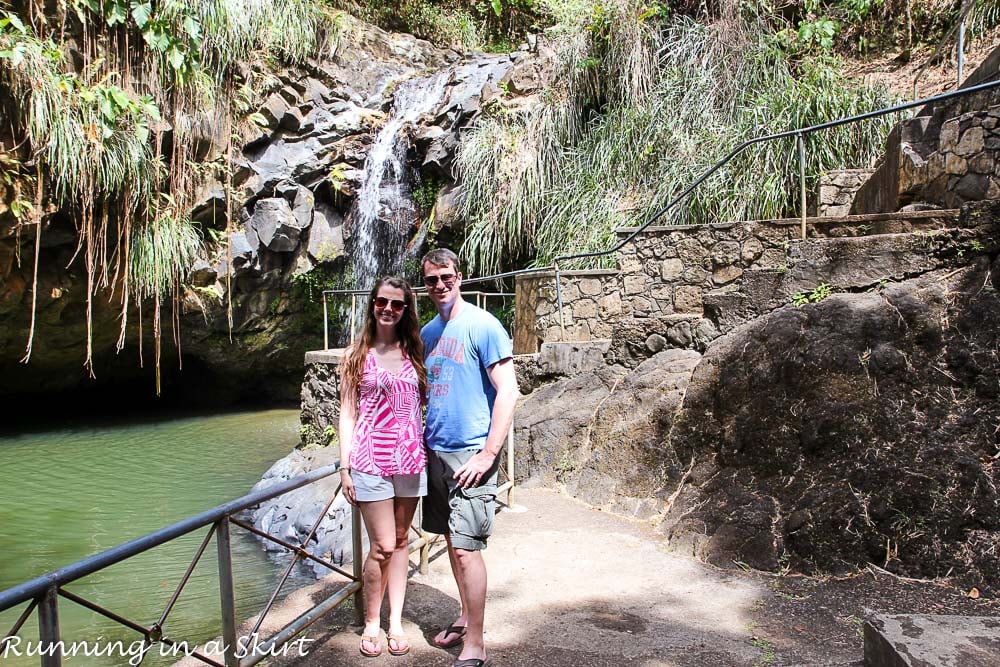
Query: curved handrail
[
  {"left": 552, "top": 76, "right": 1000, "bottom": 267},
  {"left": 317, "top": 77, "right": 1000, "bottom": 348}
]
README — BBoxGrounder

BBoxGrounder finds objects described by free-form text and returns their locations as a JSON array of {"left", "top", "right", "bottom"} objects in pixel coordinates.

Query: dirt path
[
  {"left": 226, "top": 487, "right": 997, "bottom": 667},
  {"left": 262, "top": 487, "right": 762, "bottom": 666}
]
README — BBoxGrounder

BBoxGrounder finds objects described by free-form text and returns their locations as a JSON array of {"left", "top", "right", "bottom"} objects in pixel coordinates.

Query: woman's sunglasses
[
  {"left": 423, "top": 273, "right": 456, "bottom": 287},
  {"left": 373, "top": 296, "right": 407, "bottom": 313}
]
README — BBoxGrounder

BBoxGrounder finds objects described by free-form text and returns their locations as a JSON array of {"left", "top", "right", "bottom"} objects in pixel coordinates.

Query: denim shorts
[
  {"left": 351, "top": 469, "right": 427, "bottom": 503},
  {"left": 422, "top": 448, "right": 499, "bottom": 551}
]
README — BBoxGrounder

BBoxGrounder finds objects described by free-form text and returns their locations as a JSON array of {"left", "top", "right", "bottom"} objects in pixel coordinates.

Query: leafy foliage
[
  {"left": 129, "top": 204, "right": 203, "bottom": 302},
  {"left": 0, "top": 1, "right": 337, "bottom": 382},
  {"left": 457, "top": 3, "right": 899, "bottom": 273}
]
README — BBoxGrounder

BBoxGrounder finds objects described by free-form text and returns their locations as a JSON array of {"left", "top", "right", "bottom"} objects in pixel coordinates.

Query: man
[{"left": 420, "top": 248, "right": 519, "bottom": 667}]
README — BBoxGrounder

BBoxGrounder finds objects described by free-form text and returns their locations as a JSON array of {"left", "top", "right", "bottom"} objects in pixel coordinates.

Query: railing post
[
  {"left": 322, "top": 292, "right": 329, "bottom": 350},
  {"left": 37, "top": 586, "right": 61, "bottom": 667},
  {"left": 351, "top": 503, "right": 364, "bottom": 626},
  {"left": 554, "top": 264, "right": 565, "bottom": 341},
  {"left": 506, "top": 416, "right": 515, "bottom": 507},
  {"left": 957, "top": 13, "right": 966, "bottom": 88},
  {"left": 797, "top": 132, "right": 807, "bottom": 240},
  {"left": 350, "top": 295, "right": 357, "bottom": 345},
  {"left": 216, "top": 518, "right": 239, "bottom": 667},
  {"left": 419, "top": 529, "right": 430, "bottom": 575},
  {"left": 413, "top": 502, "right": 430, "bottom": 575}
]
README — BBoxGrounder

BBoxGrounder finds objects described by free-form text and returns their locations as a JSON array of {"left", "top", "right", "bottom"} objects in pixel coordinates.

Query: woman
[{"left": 339, "top": 276, "right": 427, "bottom": 658}]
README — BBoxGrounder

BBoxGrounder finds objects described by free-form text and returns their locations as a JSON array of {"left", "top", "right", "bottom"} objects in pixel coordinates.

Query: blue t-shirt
[{"left": 421, "top": 303, "right": 513, "bottom": 452}]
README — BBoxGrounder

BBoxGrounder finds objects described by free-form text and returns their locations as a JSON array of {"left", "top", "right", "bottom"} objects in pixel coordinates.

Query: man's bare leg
[
  {"left": 452, "top": 544, "right": 487, "bottom": 662},
  {"left": 434, "top": 535, "right": 469, "bottom": 646}
]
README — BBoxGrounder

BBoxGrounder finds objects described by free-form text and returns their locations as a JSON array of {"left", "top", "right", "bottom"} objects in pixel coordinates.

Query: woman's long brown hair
[{"left": 341, "top": 276, "right": 427, "bottom": 402}]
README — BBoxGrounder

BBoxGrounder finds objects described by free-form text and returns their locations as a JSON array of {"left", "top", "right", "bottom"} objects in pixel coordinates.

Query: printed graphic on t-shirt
[
  {"left": 429, "top": 336, "right": 465, "bottom": 364},
  {"left": 427, "top": 351, "right": 456, "bottom": 401}
]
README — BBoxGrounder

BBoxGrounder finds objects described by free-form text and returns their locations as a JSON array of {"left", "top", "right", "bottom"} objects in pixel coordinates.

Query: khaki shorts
[{"left": 422, "top": 448, "right": 499, "bottom": 551}]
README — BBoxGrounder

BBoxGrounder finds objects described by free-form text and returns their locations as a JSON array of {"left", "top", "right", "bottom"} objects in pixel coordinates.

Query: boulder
[
  {"left": 187, "top": 259, "right": 217, "bottom": 287},
  {"left": 307, "top": 203, "right": 345, "bottom": 262},
  {"left": 664, "top": 265, "right": 1000, "bottom": 586},
  {"left": 249, "top": 198, "right": 307, "bottom": 252}
]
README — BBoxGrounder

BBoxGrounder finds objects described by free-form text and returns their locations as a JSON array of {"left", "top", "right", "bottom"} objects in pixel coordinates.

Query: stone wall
[
  {"left": 914, "top": 106, "right": 1000, "bottom": 207},
  {"left": 512, "top": 270, "right": 619, "bottom": 353},
  {"left": 514, "top": 211, "right": 959, "bottom": 352},
  {"left": 299, "top": 349, "right": 343, "bottom": 447},
  {"left": 818, "top": 169, "right": 875, "bottom": 216}
]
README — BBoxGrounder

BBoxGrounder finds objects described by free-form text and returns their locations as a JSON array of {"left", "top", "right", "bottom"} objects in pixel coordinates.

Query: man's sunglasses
[
  {"left": 423, "top": 273, "right": 457, "bottom": 287},
  {"left": 373, "top": 296, "right": 407, "bottom": 312}
]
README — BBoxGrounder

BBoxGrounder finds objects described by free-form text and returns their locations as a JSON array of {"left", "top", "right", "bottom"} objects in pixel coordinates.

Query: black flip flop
[
  {"left": 433, "top": 624, "right": 467, "bottom": 649},
  {"left": 452, "top": 659, "right": 488, "bottom": 667}
]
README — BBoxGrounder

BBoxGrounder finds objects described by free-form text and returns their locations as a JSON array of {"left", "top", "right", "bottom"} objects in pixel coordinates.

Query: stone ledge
[
  {"left": 615, "top": 209, "right": 960, "bottom": 235},
  {"left": 537, "top": 340, "right": 612, "bottom": 376},
  {"left": 304, "top": 349, "right": 346, "bottom": 365},
  {"left": 863, "top": 613, "right": 1000, "bottom": 667}
]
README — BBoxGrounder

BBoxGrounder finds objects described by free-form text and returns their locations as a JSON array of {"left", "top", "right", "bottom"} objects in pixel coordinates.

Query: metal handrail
[
  {"left": 321, "top": 288, "right": 518, "bottom": 348},
  {"left": 0, "top": 465, "right": 339, "bottom": 611},
  {"left": 315, "top": 76, "right": 1000, "bottom": 348},
  {"left": 0, "top": 464, "right": 360, "bottom": 667},
  {"left": 0, "top": 437, "right": 519, "bottom": 666},
  {"left": 552, "top": 76, "right": 1000, "bottom": 268}
]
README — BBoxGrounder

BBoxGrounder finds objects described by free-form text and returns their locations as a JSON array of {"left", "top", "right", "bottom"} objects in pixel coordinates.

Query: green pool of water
[{"left": 0, "top": 409, "right": 314, "bottom": 665}]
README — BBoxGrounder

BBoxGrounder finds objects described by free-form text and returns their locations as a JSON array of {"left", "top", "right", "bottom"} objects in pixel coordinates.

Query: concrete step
[
  {"left": 614, "top": 209, "right": 960, "bottom": 248},
  {"left": 864, "top": 613, "right": 1000, "bottom": 667}
]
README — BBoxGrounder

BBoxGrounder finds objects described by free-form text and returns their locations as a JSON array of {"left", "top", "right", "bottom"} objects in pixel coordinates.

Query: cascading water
[{"left": 346, "top": 70, "right": 451, "bottom": 334}]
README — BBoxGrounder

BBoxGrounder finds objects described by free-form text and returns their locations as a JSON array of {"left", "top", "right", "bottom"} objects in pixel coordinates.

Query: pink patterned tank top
[{"left": 349, "top": 349, "right": 425, "bottom": 476}]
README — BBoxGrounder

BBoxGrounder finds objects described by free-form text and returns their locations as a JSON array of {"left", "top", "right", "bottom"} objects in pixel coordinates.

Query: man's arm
[{"left": 453, "top": 357, "right": 519, "bottom": 488}]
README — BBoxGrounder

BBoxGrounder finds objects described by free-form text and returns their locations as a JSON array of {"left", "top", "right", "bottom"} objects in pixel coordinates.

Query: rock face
[
  {"left": 245, "top": 446, "right": 361, "bottom": 573},
  {"left": 515, "top": 345, "right": 701, "bottom": 519},
  {"left": 663, "top": 263, "right": 1000, "bottom": 588},
  {"left": 0, "top": 17, "right": 517, "bottom": 407},
  {"left": 511, "top": 202, "right": 1000, "bottom": 590},
  {"left": 517, "top": 259, "right": 1000, "bottom": 589}
]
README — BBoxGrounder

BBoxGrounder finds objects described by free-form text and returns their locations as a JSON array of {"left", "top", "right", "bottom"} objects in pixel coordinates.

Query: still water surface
[{"left": 0, "top": 409, "right": 314, "bottom": 665}]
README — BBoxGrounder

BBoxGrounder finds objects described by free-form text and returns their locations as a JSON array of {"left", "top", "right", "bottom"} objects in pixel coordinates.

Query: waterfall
[{"left": 348, "top": 70, "right": 451, "bottom": 329}]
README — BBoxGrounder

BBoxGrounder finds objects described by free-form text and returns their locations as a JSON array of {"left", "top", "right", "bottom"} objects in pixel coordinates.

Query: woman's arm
[{"left": 339, "top": 359, "right": 359, "bottom": 505}]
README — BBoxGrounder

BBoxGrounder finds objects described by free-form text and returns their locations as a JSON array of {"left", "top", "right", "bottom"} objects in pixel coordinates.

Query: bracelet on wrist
[{"left": 341, "top": 466, "right": 352, "bottom": 474}]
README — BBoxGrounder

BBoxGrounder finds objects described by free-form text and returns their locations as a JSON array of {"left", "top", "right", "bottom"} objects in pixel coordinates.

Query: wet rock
[{"left": 188, "top": 259, "right": 217, "bottom": 287}]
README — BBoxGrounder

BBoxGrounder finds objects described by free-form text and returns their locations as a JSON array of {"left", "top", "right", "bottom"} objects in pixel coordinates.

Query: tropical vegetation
[
  {"left": 0, "top": 0, "right": 340, "bottom": 388},
  {"left": 452, "top": 0, "right": 1000, "bottom": 273}
]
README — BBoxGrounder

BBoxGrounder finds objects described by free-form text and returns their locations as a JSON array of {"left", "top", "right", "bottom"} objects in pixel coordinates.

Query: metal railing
[
  {"left": 322, "top": 287, "right": 516, "bottom": 349},
  {"left": 0, "top": 465, "right": 354, "bottom": 667},
  {"left": 0, "top": 432, "right": 518, "bottom": 667}
]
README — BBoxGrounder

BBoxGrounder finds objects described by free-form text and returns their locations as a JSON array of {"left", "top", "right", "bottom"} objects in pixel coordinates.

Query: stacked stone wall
[
  {"left": 916, "top": 106, "right": 1000, "bottom": 207},
  {"left": 818, "top": 169, "right": 875, "bottom": 216},
  {"left": 513, "top": 270, "right": 619, "bottom": 353},
  {"left": 514, "top": 212, "right": 959, "bottom": 352}
]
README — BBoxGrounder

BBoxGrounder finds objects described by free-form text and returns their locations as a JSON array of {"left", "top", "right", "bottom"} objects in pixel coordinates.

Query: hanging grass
[
  {"left": 129, "top": 209, "right": 202, "bottom": 303},
  {"left": 457, "top": 3, "right": 900, "bottom": 273},
  {"left": 1, "top": 1, "right": 335, "bottom": 382}
]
